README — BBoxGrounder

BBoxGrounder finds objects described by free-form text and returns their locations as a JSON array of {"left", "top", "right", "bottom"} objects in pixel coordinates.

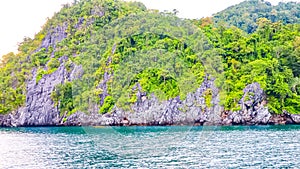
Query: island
[{"left": 0, "top": 0, "right": 300, "bottom": 127}]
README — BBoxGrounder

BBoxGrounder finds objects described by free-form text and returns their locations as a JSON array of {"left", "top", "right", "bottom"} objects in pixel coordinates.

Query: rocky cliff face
[
  {"left": 1, "top": 71, "right": 299, "bottom": 127},
  {"left": 41, "top": 24, "right": 68, "bottom": 50},
  {"left": 63, "top": 78, "right": 300, "bottom": 127},
  {"left": 222, "top": 83, "right": 271, "bottom": 125},
  {"left": 0, "top": 58, "right": 83, "bottom": 127},
  {"left": 0, "top": 22, "right": 84, "bottom": 127},
  {"left": 0, "top": 23, "right": 299, "bottom": 127}
]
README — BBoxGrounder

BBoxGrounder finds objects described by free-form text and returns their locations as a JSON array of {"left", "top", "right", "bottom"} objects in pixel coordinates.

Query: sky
[{"left": 0, "top": 0, "right": 299, "bottom": 57}]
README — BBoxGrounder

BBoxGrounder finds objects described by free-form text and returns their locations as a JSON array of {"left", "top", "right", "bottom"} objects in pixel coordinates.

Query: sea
[{"left": 1, "top": 125, "right": 300, "bottom": 168}]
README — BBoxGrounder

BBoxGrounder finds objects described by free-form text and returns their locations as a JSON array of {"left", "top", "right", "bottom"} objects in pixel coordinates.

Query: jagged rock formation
[
  {"left": 1, "top": 0, "right": 300, "bottom": 127},
  {"left": 222, "top": 83, "right": 271, "bottom": 125},
  {"left": 41, "top": 24, "right": 68, "bottom": 50},
  {"left": 0, "top": 18, "right": 84, "bottom": 127},
  {"left": 62, "top": 78, "right": 300, "bottom": 126},
  {"left": 1, "top": 73, "right": 300, "bottom": 127},
  {"left": 0, "top": 59, "right": 83, "bottom": 127}
]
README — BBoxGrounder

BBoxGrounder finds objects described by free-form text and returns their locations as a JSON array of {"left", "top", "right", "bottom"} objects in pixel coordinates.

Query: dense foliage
[
  {"left": 212, "top": 0, "right": 300, "bottom": 33},
  {"left": 200, "top": 20, "right": 300, "bottom": 114},
  {"left": 0, "top": 0, "right": 299, "bottom": 116}
]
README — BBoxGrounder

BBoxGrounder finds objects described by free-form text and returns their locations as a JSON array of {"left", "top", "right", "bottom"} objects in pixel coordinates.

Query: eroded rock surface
[{"left": 2, "top": 76, "right": 300, "bottom": 127}]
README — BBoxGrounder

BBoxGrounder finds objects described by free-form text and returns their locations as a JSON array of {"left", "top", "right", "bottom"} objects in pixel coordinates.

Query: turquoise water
[{"left": 1, "top": 126, "right": 300, "bottom": 168}]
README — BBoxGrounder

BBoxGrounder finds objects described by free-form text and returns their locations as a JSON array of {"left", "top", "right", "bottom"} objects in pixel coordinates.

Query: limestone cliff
[{"left": 1, "top": 0, "right": 300, "bottom": 127}]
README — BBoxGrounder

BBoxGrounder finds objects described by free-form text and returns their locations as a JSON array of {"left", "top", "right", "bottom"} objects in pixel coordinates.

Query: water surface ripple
[{"left": 1, "top": 125, "right": 300, "bottom": 168}]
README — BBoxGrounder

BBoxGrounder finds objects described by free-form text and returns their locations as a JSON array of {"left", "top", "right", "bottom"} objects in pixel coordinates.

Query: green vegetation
[
  {"left": 104, "top": 33, "right": 205, "bottom": 109},
  {"left": 212, "top": 0, "right": 300, "bottom": 33},
  {"left": 100, "top": 96, "right": 115, "bottom": 114},
  {"left": 51, "top": 82, "right": 75, "bottom": 115},
  {"left": 200, "top": 18, "right": 300, "bottom": 114},
  {"left": 204, "top": 89, "right": 213, "bottom": 108},
  {"left": 0, "top": 0, "right": 299, "bottom": 116}
]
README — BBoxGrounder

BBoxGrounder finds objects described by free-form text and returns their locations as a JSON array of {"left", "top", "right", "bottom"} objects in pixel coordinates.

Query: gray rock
[
  {"left": 41, "top": 23, "right": 68, "bottom": 50},
  {"left": 74, "top": 17, "right": 85, "bottom": 29},
  {"left": 90, "top": 76, "right": 222, "bottom": 126},
  {"left": 97, "top": 71, "right": 112, "bottom": 106},
  {"left": 251, "top": 107, "right": 271, "bottom": 124},
  {"left": 239, "top": 82, "right": 265, "bottom": 110},
  {"left": 0, "top": 73, "right": 296, "bottom": 127},
  {"left": 287, "top": 113, "right": 300, "bottom": 124},
  {"left": 69, "top": 64, "right": 83, "bottom": 81},
  {"left": 224, "top": 83, "right": 271, "bottom": 125},
  {"left": 8, "top": 66, "right": 64, "bottom": 126},
  {"left": 0, "top": 58, "right": 84, "bottom": 127}
]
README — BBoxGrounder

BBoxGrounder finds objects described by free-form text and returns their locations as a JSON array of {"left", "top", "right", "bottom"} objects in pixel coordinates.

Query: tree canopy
[{"left": 0, "top": 0, "right": 299, "bottom": 116}]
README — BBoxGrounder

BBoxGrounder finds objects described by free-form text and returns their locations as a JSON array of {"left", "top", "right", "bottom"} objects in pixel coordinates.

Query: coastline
[
  {"left": 1, "top": 111, "right": 300, "bottom": 127},
  {"left": 1, "top": 80, "right": 300, "bottom": 128}
]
